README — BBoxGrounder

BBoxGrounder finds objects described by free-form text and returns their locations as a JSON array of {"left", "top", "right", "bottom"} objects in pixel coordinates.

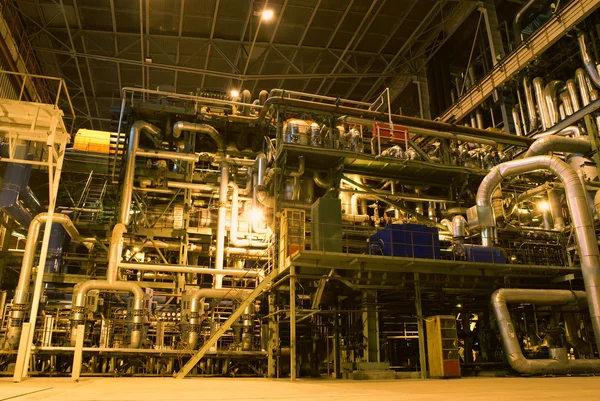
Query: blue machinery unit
[{"left": 368, "top": 223, "right": 440, "bottom": 259}]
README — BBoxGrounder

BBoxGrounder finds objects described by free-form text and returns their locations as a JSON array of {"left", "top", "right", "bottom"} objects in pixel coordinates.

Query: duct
[
  {"left": 477, "top": 156, "right": 600, "bottom": 352},
  {"left": 513, "top": 0, "right": 540, "bottom": 45},
  {"left": 533, "top": 77, "right": 552, "bottom": 130},
  {"left": 524, "top": 136, "right": 591, "bottom": 158},
  {"left": 172, "top": 121, "right": 225, "bottom": 152},
  {"left": 229, "top": 182, "right": 268, "bottom": 248},
  {"left": 214, "top": 162, "right": 229, "bottom": 289},
  {"left": 560, "top": 91, "right": 574, "bottom": 116},
  {"left": 578, "top": 32, "right": 600, "bottom": 88},
  {"left": 345, "top": 193, "right": 371, "bottom": 223},
  {"left": 491, "top": 289, "right": 600, "bottom": 374},
  {"left": 512, "top": 106, "right": 523, "bottom": 136},
  {"left": 0, "top": 142, "right": 33, "bottom": 227},
  {"left": 6, "top": 213, "right": 93, "bottom": 348},
  {"left": 544, "top": 80, "right": 565, "bottom": 126},
  {"left": 136, "top": 149, "right": 199, "bottom": 163},
  {"left": 576, "top": 68, "right": 592, "bottom": 107},
  {"left": 548, "top": 189, "right": 565, "bottom": 230},
  {"left": 313, "top": 171, "right": 333, "bottom": 189},
  {"left": 452, "top": 215, "right": 467, "bottom": 239},
  {"left": 563, "top": 312, "right": 592, "bottom": 355},
  {"left": 566, "top": 79, "right": 581, "bottom": 112},
  {"left": 120, "top": 121, "right": 162, "bottom": 225},
  {"left": 516, "top": 182, "right": 556, "bottom": 203},
  {"left": 167, "top": 181, "right": 215, "bottom": 192},
  {"left": 288, "top": 156, "right": 305, "bottom": 201},
  {"left": 475, "top": 109, "right": 484, "bottom": 130},
  {"left": 523, "top": 77, "right": 539, "bottom": 132},
  {"left": 533, "top": 125, "right": 584, "bottom": 139},
  {"left": 440, "top": 218, "right": 453, "bottom": 234},
  {"left": 119, "top": 262, "right": 260, "bottom": 277},
  {"left": 71, "top": 224, "right": 145, "bottom": 348}
]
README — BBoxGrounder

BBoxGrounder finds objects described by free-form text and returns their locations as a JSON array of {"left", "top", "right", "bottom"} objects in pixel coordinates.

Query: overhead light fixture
[
  {"left": 262, "top": 9, "right": 274, "bottom": 21},
  {"left": 230, "top": 89, "right": 240, "bottom": 98},
  {"left": 456, "top": 303, "right": 462, "bottom": 308},
  {"left": 538, "top": 201, "right": 550, "bottom": 212},
  {"left": 144, "top": 56, "right": 153, "bottom": 64}
]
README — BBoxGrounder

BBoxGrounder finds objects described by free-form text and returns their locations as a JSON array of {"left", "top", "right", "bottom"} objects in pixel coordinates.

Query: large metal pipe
[
  {"left": 544, "top": 80, "right": 565, "bottom": 126},
  {"left": 513, "top": 0, "right": 540, "bottom": 46},
  {"left": 566, "top": 79, "right": 581, "bottom": 112},
  {"left": 523, "top": 77, "right": 539, "bottom": 132},
  {"left": 172, "top": 121, "right": 225, "bottom": 151},
  {"left": 214, "top": 162, "right": 229, "bottom": 289},
  {"left": 576, "top": 68, "right": 592, "bottom": 106},
  {"left": 548, "top": 189, "right": 565, "bottom": 230},
  {"left": 533, "top": 77, "right": 552, "bottom": 130},
  {"left": 6, "top": 213, "right": 93, "bottom": 348},
  {"left": 478, "top": 156, "right": 600, "bottom": 352},
  {"left": 120, "top": 121, "right": 161, "bottom": 225},
  {"left": 229, "top": 182, "right": 268, "bottom": 248},
  {"left": 119, "top": 262, "right": 260, "bottom": 277},
  {"left": 71, "top": 224, "right": 145, "bottom": 348},
  {"left": 512, "top": 106, "right": 523, "bottom": 136},
  {"left": 578, "top": 32, "right": 600, "bottom": 88},
  {"left": 136, "top": 149, "right": 199, "bottom": 163},
  {"left": 524, "top": 136, "right": 591, "bottom": 158},
  {"left": 492, "top": 288, "right": 600, "bottom": 374}
]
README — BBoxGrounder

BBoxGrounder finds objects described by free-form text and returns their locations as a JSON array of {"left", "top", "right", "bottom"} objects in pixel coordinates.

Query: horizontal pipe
[
  {"left": 119, "top": 262, "right": 260, "bottom": 277},
  {"left": 167, "top": 181, "right": 215, "bottom": 192},
  {"left": 136, "top": 149, "right": 199, "bottom": 163},
  {"left": 525, "top": 137, "right": 591, "bottom": 158}
]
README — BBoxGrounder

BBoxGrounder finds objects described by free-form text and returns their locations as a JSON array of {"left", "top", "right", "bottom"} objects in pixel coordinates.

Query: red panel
[
  {"left": 372, "top": 123, "right": 410, "bottom": 145},
  {"left": 442, "top": 360, "right": 461, "bottom": 377}
]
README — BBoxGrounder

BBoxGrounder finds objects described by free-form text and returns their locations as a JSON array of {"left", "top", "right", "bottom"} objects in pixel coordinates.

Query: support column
[
  {"left": 478, "top": 0, "right": 505, "bottom": 65},
  {"left": 414, "top": 61, "right": 432, "bottom": 120},
  {"left": 267, "top": 290, "right": 279, "bottom": 378},
  {"left": 72, "top": 324, "right": 85, "bottom": 381},
  {"left": 290, "top": 265, "right": 297, "bottom": 381},
  {"left": 414, "top": 273, "right": 427, "bottom": 379},
  {"left": 362, "top": 290, "right": 380, "bottom": 362}
]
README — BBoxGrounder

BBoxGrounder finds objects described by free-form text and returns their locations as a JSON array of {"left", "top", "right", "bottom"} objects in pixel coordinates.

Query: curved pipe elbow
[
  {"left": 172, "top": 121, "right": 225, "bottom": 151},
  {"left": 313, "top": 171, "right": 332, "bottom": 189},
  {"left": 525, "top": 136, "right": 591, "bottom": 158},
  {"left": 578, "top": 32, "right": 600, "bottom": 88}
]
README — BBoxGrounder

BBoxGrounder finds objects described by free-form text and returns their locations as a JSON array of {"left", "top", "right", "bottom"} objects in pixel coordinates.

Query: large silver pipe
[
  {"left": 136, "top": 149, "right": 198, "bottom": 163},
  {"left": 578, "top": 32, "right": 600, "bottom": 88},
  {"left": 533, "top": 125, "right": 585, "bottom": 139},
  {"left": 513, "top": 0, "right": 540, "bottom": 45},
  {"left": 229, "top": 182, "right": 268, "bottom": 248},
  {"left": 576, "top": 68, "right": 592, "bottom": 106},
  {"left": 560, "top": 91, "right": 574, "bottom": 116},
  {"left": 172, "top": 121, "right": 225, "bottom": 151},
  {"left": 451, "top": 215, "right": 466, "bottom": 239},
  {"left": 214, "top": 162, "right": 229, "bottom": 289},
  {"left": 119, "top": 262, "right": 260, "bottom": 277},
  {"left": 524, "top": 136, "right": 591, "bottom": 158},
  {"left": 6, "top": 213, "right": 92, "bottom": 348},
  {"left": 566, "top": 79, "right": 581, "bottom": 112},
  {"left": 106, "top": 223, "right": 127, "bottom": 284},
  {"left": 523, "top": 77, "right": 538, "bottom": 132},
  {"left": 313, "top": 171, "right": 332, "bottom": 189},
  {"left": 167, "top": 181, "right": 215, "bottom": 192},
  {"left": 544, "top": 80, "right": 565, "bottom": 126},
  {"left": 548, "top": 189, "right": 565, "bottom": 230},
  {"left": 512, "top": 106, "right": 523, "bottom": 136},
  {"left": 492, "top": 288, "right": 600, "bottom": 374},
  {"left": 120, "top": 121, "right": 161, "bottom": 225},
  {"left": 478, "top": 156, "right": 600, "bottom": 352},
  {"left": 533, "top": 77, "right": 552, "bottom": 130}
]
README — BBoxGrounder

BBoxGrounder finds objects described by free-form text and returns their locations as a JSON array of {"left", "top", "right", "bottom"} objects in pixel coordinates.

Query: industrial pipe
[
  {"left": 544, "top": 80, "right": 565, "bottom": 126},
  {"left": 229, "top": 182, "right": 268, "bottom": 248},
  {"left": 172, "top": 121, "right": 225, "bottom": 151},
  {"left": 491, "top": 289, "right": 600, "bottom": 374},
  {"left": 136, "top": 149, "right": 199, "bottom": 163},
  {"left": 214, "top": 162, "right": 229, "bottom": 289},
  {"left": 120, "top": 121, "right": 161, "bottom": 225},
  {"left": 576, "top": 68, "right": 592, "bottom": 106},
  {"left": 524, "top": 136, "right": 591, "bottom": 158},
  {"left": 578, "top": 32, "right": 600, "bottom": 88},
  {"left": 523, "top": 77, "right": 539, "bottom": 132},
  {"left": 477, "top": 156, "right": 600, "bottom": 352},
  {"left": 119, "top": 262, "right": 260, "bottom": 277},
  {"left": 533, "top": 77, "right": 552, "bottom": 130},
  {"left": 566, "top": 79, "right": 581, "bottom": 112},
  {"left": 513, "top": 0, "right": 540, "bottom": 46},
  {"left": 6, "top": 213, "right": 94, "bottom": 348}
]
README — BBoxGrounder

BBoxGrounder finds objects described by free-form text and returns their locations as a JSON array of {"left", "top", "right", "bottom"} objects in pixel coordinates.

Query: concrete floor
[{"left": 1, "top": 377, "right": 600, "bottom": 401}]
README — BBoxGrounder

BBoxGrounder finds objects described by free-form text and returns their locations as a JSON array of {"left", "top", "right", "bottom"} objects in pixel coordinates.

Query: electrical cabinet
[{"left": 426, "top": 315, "right": 460, "bottom": 378}]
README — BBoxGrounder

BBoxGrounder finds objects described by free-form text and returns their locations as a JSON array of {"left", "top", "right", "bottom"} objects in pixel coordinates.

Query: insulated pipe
[
  {"left": 523, "top": 77, "right": 539, "bottom": 132},
  {"left": 475, "top": 109, "right": 484, "bottom": 130},
  {"left": 533, "top": 125, "right": 585, "bottom": 139},
  {"left": 533, "top": 77, "right": 552, "bottom": 130},
  {"left": 548, "top": 189, "right": 565, "bottom": 230},
  {"left": 578, "top": 32, "right": 600, "bottom": 88},
  {"left": 167, "top": 181, "right": 215, "bottom": 192},
  {"left": 172, "top": 122, "right": 225, "bottom": 151},
  {"left": 119, "top": 262, "right": 260, "bottom": 277},
  {"left": 576, "top": 69, "right": 592, "bottom": 106},
  {"left": 214, "top": 162, "right": 229, "bottom": 289},
  {"left": 544, "top": 80, "right": 565, "bottom": 126},
  {"left": 120, "top": 121, "right": 161, "bottom": 225},
  {"left": 229, "top": 182, "right": 268, "bottom": 248},
  {"left": 106, "top": 223, "right": 127, "bottom": 284},
  {"left": 524, "top": 136, "right": 591, "bottom": 158},
  {"left": 564, "top": 312, "right": 592, "bottom": 355},
  {"left": 313, "top": 171, "right": 333, "bottom": 189},
  {"left": 513, "top": 0, "right": 540, "bottom": 45},
  {"left": 6, "top": 213, "right": 93, "bottom": 348},
  {"left": 491, "top": 289, "right": 600, "bottom": 374},
  {"left": 516, "top": 182, "right": 556, "bottom": 203},
  {"left": 136, "top": 149, "right": 199, "bottom": 163},
  {"left": 451, "top": 215, "right": 467, "bottom": 239},
  {"left": 560, "top": 91, "right": 574, "bottom": 116},
  {"left": 478, "top": 156, "right": 600, "bottom": 353},
  {"left": 512, "top": 106, "right": 523, "bottom": 136},
  {"left": 566, "top": 79, "right": 581, "bottom": 112}
]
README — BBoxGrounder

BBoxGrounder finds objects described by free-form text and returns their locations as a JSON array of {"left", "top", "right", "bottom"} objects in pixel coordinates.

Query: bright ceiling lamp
[{"left": 262, "top": 9, "right": 274, "bottom": 21}]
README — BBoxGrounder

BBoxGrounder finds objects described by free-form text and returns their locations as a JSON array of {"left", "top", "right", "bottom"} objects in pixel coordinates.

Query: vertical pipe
[
  {"left": 566, "top": 79, "right": 581, "bottom": 112},
  {"left": 214, "top": 161, "right": 229, "bottom": 289},
  {"left": 523, "top": 77, "right": 538, "bottom": 132},
  {"left": 533, "top": 77, "right": 551, "bottom": 130},
  {"left": 512, "top": 106, "right": 523, "bottom": 136},
  {"left": 576, "top": 68, "right": 592, "bottom": 107},
  {"left": 414, "top": 272, "right": 427, "bottom": 379},
  {"left": 290, "top": 265, "right": 297, "bottom": 380}
]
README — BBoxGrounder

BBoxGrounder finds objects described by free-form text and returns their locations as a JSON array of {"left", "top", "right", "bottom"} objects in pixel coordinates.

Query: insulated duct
[
  {"left": 533, "top": 77, "right": 552, "bottom": 130},
  {"left": 6, "top": 213, "right": 93, "bottom": 348},
  {"left": 523, "top": 77, "right": 539, "bottom": 132},
  {"left": 172, "top": 121, "right": 225, "bottom": 151},
  {"left": 477, "top": 156, "right": 600, "bottom": 353},
  {"left": 492, "top": 289, "right": 600, "bottom": 374},
  {"left": 524, "top": 136, "right": 591, "bottom": 158}
]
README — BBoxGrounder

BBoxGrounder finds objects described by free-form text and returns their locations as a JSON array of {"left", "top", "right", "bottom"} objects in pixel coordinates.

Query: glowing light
[
  {"left": 538, "top": 201, "right": 550, "bottom": 212},
  {"left": 132, "top": 247, "right": 140, "bottom": 252},
  {"left": 262, "top": 9, "right": 274, "bottom": 21},
  {"left": 248, "top": 207, "right": 264, "bottom": 223},
  {"left": 230, "top": 89, "right": 240, "bottom": 98},
  {"left": 456, "top": 303, "right": 462, "bottom": 308}
]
